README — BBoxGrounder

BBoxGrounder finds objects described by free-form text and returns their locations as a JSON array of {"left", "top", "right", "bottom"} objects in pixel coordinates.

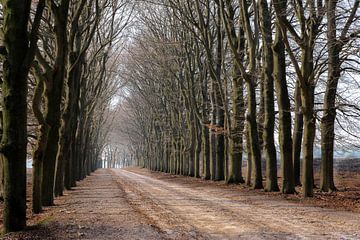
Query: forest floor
[{"left": 1, "top": 168, "right": 360, "bottom": 239}]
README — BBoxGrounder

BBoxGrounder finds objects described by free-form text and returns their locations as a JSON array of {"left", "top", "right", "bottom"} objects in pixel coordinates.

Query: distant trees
[
  {"left": 120, "top": 0, "right": 360, "bottom": 198},
  {"left": 0, "top": 0, "right": 132, "bottom": 232}
]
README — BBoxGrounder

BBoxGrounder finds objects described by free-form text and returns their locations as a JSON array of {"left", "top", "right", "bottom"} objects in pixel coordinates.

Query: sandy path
[
  {"left": 112, "top": 169, "right": 360, "bottom": 240},
  {"left": 1, "top": 169, "right": 167, "bottom": 240}
]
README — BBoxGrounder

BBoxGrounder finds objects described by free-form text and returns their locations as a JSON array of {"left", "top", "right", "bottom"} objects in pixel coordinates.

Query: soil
[
  {"left": 0, "top": 169, "right": 168, "bottom": 240},
  {"left": 1, "top": 168, "right": 360, "bottom": 239},
  {"left": 113, "top": 168, "right": 360, "bottom": 239}
]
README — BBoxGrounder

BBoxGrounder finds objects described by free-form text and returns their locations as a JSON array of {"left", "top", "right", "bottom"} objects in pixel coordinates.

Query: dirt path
[
  {"left": 112, "top": 169, "right": 360, "bottom": 240},
  {"left": 2, "top": 168, "right": 360, "bottom": 239},
  {"left": 1, "top": 169, "right": 168, "bottom": 240}
]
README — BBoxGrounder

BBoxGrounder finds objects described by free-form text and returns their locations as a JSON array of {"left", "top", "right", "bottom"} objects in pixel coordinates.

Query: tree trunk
[
  {"left": 227, "top": 69, "right": 245, "bottom": 183},
  {"left": 320, "top": 0, "right": 339, "bottom": 192},
  {"left": 42, "top": 1, "right": 70, "bottom": 206},
  {"left": 239, "top": 0, "right": 263, "bottom": 189},
  {"left": 245, "top": 125, "right": 252, "bottom": 186},
  {"left": 194, "top": 120, "right": 201, "bottom": 178},
  {"left": 0, "top": 0, "right": 34, "bottom": 232},
  {"left": 0, "top": 112, "right": 3, "bottom": 201},
  {"left": 1, "top": 67, "right": 28, "bottom": 230},
  {"left": 56, "top": 52, "right": 82, "bottom": 192},
  {"left": 215, "top": 100, "right": 225, "bottom": 181},
  {"left": 259, "top": 0, "right": 279, "bottom": 192},
  {"left": 210, "top": 80, "right": 217, "bottom": 180},
  {"left": 258, "top": 77, "right": 265, "bottom": 151},
  {"left": 54, "top": 119, "right": 67, "bottom": 197},
  {"left": 301, "top": 48, "right": 316, "bottom": 197},
  {"left": 0, "top": 155, "right": 4, "bottom": 201},
  {"left": 64, "top": 61, "right": 81, "bottom": 189},
  {"left": 214, "top": 8, "right": 225, "bottom": 181},
  {"left": 187, "top": 110, "right": 195, "bottom": 177},
  {"left": 202, "top": 123, "right": 211, "bottom": 179},
  {"left": 302, "top": 108, "right": 316, "bottom": 197},
  {"left": 246, "top": 78, "right": 263, "bottom": 189},
  {"left": 272, "top": 22, "right": 295, "bottom": 194},
  {"left": 293, "top": 81, "right": 303, "bottom": 186},
  {"left": 0, "top": 156, "right": 4, "bottom": 202},
  {"left": 32, "top": 125, "right": 49, "bottom": 213},
  {"left": 31, "top": 67, "right": 49, "bottom": 213}
]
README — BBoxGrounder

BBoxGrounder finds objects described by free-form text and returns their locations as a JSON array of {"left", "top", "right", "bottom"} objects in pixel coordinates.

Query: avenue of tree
[
  {"left": 0, "top": 0, "right": 360, "bottom": 235},
  {"left": 0, "top": 0, "right": 132, "bottom": 233},
  {"left": 119, "top": 0, "right": 360, "bottom": 199}
]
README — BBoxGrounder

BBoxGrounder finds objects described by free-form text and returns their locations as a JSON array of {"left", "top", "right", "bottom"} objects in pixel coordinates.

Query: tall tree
[
  {"left": 239, "top": 0, "right": 263, "bottom": 189},
  {"left": 274, "top": 0, "right": 324, "bottom": 197},
  {"left": 0, "top": 0, "right": 44, "bottom": 232},
  {"left": 259, "top": 0, "right": 280, "bottom": 192},
  {"left": 220, "top": 0, "right": 246, "bottom": 184},
  {"left": 39, "top": 0, "right": 70, "bottom": 206},
  {"left": 55, "top": 0, "right": 102, "bottom": 197},
  {"left": 31, "top": 62, "right": 50, "bottom": 213},
  {"left": 272, "top": 0, "right": 295, "bottom": 193},
  {"left": 320, "top": 0, "right": 359, "bottom": 192},
  {"left": 220, "top": 0, "right": 263, "bottom": 188}
]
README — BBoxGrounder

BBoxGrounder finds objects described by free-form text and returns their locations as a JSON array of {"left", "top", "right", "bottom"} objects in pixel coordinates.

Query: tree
[
  {"left": 37, "top": 0, "right": 70, "bottom": 207},
  {"left": 272, "top": 0, "right": 295, "bottom": 193},
  {"left": 0, "top": 0, "right": 44, "bottom": 232},
  {"left": 219, "top": 0, "right": 246, "bottom": 184},
  {"left": 259, "top": 0, "right": 279, "bottom": 192},
  {"left": 31, "top": 61, "right": 50, "bottom": 213},
  {"left": 274, "top": 0, "right": 324, "bottom": 197},
  {"left": 320, "top": 0, "right": 359, "bottom": 192},
  {"left": 219, "top": 0, "right": 263, "bottom": 189}
]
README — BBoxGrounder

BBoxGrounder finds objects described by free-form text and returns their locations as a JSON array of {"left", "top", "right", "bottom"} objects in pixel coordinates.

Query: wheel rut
[{"left": 112, "top": 169, "right": 360, "bottom": 240}]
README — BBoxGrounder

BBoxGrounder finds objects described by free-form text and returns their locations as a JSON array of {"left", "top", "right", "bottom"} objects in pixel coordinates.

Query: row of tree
[
  {"left": 102, "top": 144, "right": 133, "bottom": 168},
  {"left": 120, "top": 0, "right": 360, "bottom": 199},
  {"left": 0, "top": 0, "right": 131, "bottom": 233}
]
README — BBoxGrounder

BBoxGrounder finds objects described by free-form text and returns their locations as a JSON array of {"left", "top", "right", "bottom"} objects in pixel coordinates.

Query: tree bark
[
  {"left": 273, "top": 40, "right": 295, "bottom": 193},
  {"left": 227, "top": 68, "right": 245, "bottom": 184},
  {"left": 0, "top": 0, "right": 43, "bottom": 232},
  {"left": 246, "top": 79, "right": 263, "bottom": 189},
  {"left": 238, "top": 0, "right": 263, "bottom": 189},
  {"left": 31, "top": 64, "right": 49, "bottom": 213},
  {"left": 209, "top": 80, "right": 217, "bottom": 180},
  {"left": 214, "top": 6, "right": 225, "bottom": 181},
  {"left": 300, "top": 49, "right": 316, "bottom": 197},
  {"left": 42, "top": 0, "right": 70, "bottom": 206},
  {"left": 272, "top": 1, "right": 295, "bottom": 194},
  {"left": 245, "top": 124, "right": 252, "bottom": 186},
  {"left": 259, "top": 0, "right": 279, "bottom": 192},
  {"left": 293, "top": 81, "right": 303, "bottom": 186},
  {"left": 320, "top": 0, "right": 340, "bottom": 192}
]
